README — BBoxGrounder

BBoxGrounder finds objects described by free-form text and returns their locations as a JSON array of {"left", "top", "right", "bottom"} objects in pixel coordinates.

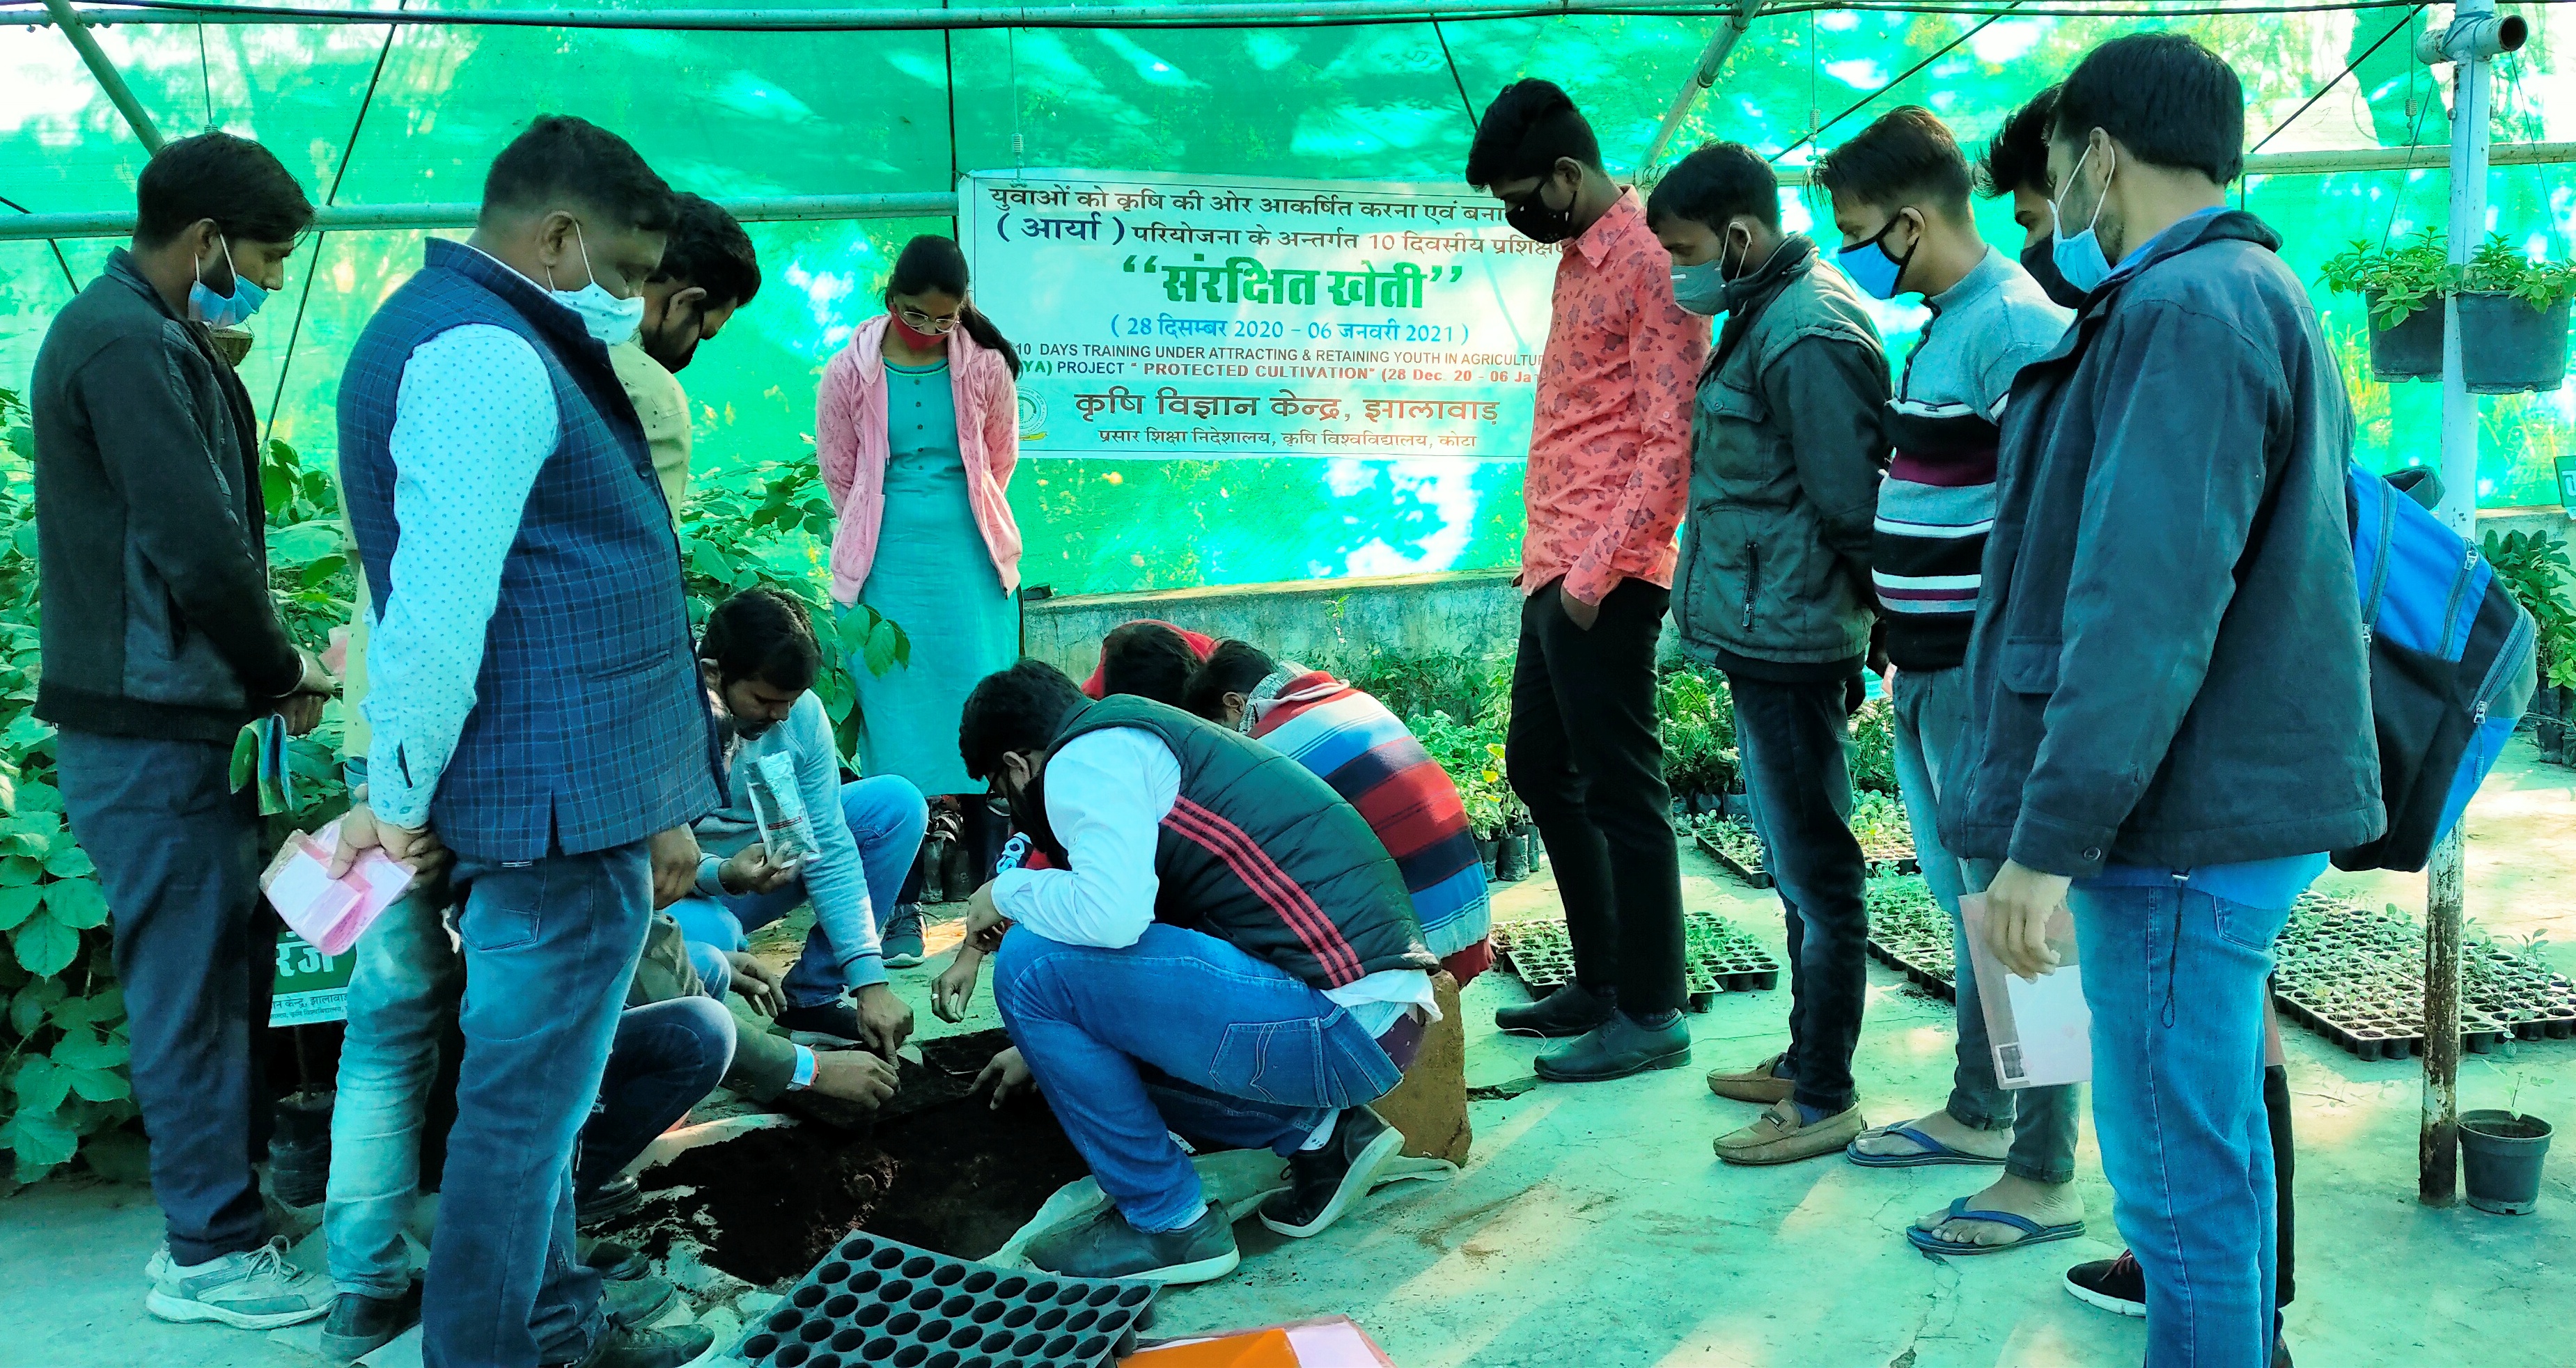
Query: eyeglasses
[{"left": 896, "top": 305, "right": 960, "bottom": 335}]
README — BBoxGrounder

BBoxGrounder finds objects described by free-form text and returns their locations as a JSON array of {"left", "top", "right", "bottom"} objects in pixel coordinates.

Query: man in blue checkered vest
[{"left": 334, "top": 116, "right": 724, "bottom": 1368}]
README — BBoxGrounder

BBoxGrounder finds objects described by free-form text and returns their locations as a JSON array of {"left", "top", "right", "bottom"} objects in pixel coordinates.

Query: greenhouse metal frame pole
[
  {"left": 36, "top": 0, "right": 1731, "bottom": 31},
  {"left": 40, "top": 0, "right": 164, "bottom": 150},
  {"left": 1634, "top": 0, "right": 1763, "bottom": 181},
  {"left": 2415, "top": 0, "right": 2524, "bottom": 1206}
]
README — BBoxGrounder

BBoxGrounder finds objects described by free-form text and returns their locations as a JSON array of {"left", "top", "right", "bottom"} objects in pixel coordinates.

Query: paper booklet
[
  {"left": 260, "top": 819, "right": 416, "bottom": 957},
  {"left": 1958, "top": 893, "right": 2093, "bottom": 1089}
]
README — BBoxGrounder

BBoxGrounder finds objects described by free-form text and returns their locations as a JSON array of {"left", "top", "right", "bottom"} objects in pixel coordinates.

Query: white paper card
[{"left": 1960, "top": 892, "right": 2092, "bottom": 1088}]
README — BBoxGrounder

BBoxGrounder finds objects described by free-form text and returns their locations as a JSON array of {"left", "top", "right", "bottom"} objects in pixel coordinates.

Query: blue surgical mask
[
  {"left": 1836, "top": 214, "right": 1917, "bottom": 301},
  {"left": 547, "top": 221, "right": 646, "bottom": 345},
  {"left": 1671, "top": 260, "right": 1729, "bottom": 317},
  {"left": 2050, "top": 146, "right": 2114, "bottom": 297},
  {"left": 188, "top": 235, "right": 267, "bottom": 329}
]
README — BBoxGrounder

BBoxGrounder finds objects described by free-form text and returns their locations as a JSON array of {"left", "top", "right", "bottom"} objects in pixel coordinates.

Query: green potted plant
[
  {"left": 2462, "top": 1057, "right": 2555, "bottom": 1214},
  {"left": 2458, "top": 235, "right": 2576, "bottom": 393},
  {"left": 2322, "top": 231, "right": 2451, "bottom": 380},
  {"left": 2483, "top": 527, "right": 2575, "bottom": 759}
]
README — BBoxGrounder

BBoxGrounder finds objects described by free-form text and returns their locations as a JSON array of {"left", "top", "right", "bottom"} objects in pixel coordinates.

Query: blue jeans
[
  {"left": 666, "top": 776, "right": 925, "bottom": 1009},
  {"left": 991, "top": 923, "right": 1403, "bottom": 1232},
  {"left": 2075, "top": 881, "right": 2288, "bottom": 1368},
  {"left": 56, "top": 730, "right": 274, "bottom": 1265},
  {"left": 1889, "top": 669, "right": 2078, "bottom": 1182},
  {"left": 424, "top": 844, "right": 652, "bottom": 1368},
  {"left": 325, "top": 882, "right": 464, "bottom": 1298},
  {"left": 1726, "top": 673, "right": 1869, "bottom": 1114},
  {"left": 575, "top": 996, "right": 735, "bottom": 1206}
]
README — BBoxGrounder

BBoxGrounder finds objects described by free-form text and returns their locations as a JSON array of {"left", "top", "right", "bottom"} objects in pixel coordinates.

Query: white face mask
[{"left": 545, "top": 220, "right": 645, "bottom": 345}]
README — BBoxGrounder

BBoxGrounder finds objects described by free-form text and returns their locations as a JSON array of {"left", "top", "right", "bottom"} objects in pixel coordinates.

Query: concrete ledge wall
[
  {"left": 1021, "top": 505, "right": 2571, "bottom": 678},
  {"left": 1024, "top": 568, "right": 1522, "bottom": 677}
]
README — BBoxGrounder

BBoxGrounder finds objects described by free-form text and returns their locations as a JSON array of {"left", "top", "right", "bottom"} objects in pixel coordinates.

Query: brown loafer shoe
[
  {"left": 1715, "top": 1099, "right": 1867, "bottom": 1165},
  {"left": 1706, "top": 1052, "right": 1797, "bottom": 1103}
]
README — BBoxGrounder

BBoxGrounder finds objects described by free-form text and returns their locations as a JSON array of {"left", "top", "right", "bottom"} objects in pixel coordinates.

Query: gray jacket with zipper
[
  {"left": 31, "top": 250, "right": 302, "bottom": 742},
  {"left": 1938, "top": 209, "right": 2384, "bottom": 876},
  {"left": 1673, "top": 235, "right": 1892, "bottom": 679}
]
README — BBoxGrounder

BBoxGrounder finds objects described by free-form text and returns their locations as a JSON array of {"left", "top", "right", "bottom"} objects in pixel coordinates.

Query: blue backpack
[{"left": 2334, "top": 465, "right": 2538, "bottom": 872}]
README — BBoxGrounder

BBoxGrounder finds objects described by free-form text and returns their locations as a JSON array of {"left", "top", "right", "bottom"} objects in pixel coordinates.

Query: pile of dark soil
[{"left": 613, "top": 1029, "right": 1092, "bottom": 1286}]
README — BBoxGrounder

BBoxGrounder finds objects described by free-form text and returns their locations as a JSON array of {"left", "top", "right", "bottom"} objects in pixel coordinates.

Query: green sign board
[{"left": 272, "top": 929, "right": 356, "bottom": 1028}]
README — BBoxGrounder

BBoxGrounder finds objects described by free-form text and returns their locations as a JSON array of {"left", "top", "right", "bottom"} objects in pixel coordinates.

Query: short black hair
[
  {"left": 1465, "top": 79, "right": 1601, "bottom": 187},
  {"left": 1978, "top": 86, "right": 2060, "bottom": 198},
  {"left": 134, "top": 132, "right": 314, "bottom": 249},
  {"left": 1182, "top": 640, "right": 1276, "bottom": 722},
  {"left": 1646, "top": 141, "right": 1779, "bottom": 231},
  {"left": 1813, "top": 106, "right": 1974, "bottom": 222},
  {"left": 700, "top": 587, "right": 821, "bottom": 693},
  {"left": 2053, "top": 33, "right": 2244, "bottom": 185},
  {"left": 1099, "top": 622, "right": 1198, "bottom": 709},
  {"left": 959, "top": 659, "right": 1087, "bottom": 783},
  {"left": 652, "top": 193, "right": 760, "bottom": 308},
  {"left": 481, "top": 114, "right": 677, "bottom": 233}
]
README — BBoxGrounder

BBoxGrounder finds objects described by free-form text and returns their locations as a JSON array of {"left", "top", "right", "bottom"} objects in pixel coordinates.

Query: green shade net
[{"left": 3, "top": 2, "right": 2571, "bottom": 595}]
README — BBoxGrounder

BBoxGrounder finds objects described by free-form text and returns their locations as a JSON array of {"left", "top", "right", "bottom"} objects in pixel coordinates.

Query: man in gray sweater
[{"left": 1813, "top": 107, "right": 2080, "bottom": 1254}]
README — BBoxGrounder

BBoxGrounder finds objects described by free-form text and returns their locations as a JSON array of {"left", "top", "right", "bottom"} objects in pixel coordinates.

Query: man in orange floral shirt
[{"left": 1465, "top": 80, "right": 1710, "bottom": 1083}]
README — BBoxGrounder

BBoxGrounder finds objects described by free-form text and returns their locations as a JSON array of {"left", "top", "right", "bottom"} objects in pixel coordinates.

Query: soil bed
[{"left": 608, "top": 1030, "right": 1091, "bottom": 1286}]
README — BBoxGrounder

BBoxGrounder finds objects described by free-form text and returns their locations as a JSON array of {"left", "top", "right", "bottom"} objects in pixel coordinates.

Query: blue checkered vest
[{"left": 338, "top": 238, "right": 721, "bottom": 861}]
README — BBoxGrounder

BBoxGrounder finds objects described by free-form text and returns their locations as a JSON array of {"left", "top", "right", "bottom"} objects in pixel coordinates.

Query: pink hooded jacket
[{"left": 815, "top": 313, "right": 1023, "bottom": 606}]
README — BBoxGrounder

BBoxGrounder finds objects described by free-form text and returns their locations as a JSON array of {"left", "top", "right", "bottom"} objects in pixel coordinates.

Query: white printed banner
[{"left": 961, "top": 169, "right": 1559, "bottom": 461}]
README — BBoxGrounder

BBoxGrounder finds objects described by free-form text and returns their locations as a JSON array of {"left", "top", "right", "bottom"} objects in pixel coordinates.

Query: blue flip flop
[
  {"left": 1905, "top": 1197, "right": 2086, "bottom": 1256},
  {"left": 1846, "top": 1124, "right": 2011, "bottom": 1169}
]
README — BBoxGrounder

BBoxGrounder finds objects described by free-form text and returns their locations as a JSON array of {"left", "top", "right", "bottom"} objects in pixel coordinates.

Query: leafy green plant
[
  {"left": 2483, "top": 526, "right": 2575, "bottom": 690},
  {"left": 1848, "top": 695, "right": 1899, "bottom": 798},
  {"left": 1407, "top": 707, "right": 1514, "bottom": 839},
  {"left": 1657, "top": 666, "right": 1738, "bottom": 798},
  {"left": 2323, "top": 230, "right": 2453, "bottom": 329},
  {"left": 2323, "top": 231, "right": 2576, "bottom": 329}
]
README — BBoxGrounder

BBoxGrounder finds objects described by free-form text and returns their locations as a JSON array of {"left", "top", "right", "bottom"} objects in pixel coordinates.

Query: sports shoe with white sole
[
  {"left": 1026, "top": 1203, "right": 1240, "bottom": 1285},
  {"left": 2063, "top": 1250, "right": 2148, "bottom": 1316},
  {"left": 146, "top": 1236, "right": 333, "bottom": 1330},
  {"left": 1259, "top": 1107, "right": 1406, "bottom": 1239}
]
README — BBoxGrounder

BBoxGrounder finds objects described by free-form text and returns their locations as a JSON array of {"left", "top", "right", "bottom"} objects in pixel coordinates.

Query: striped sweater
[
  {"left": 1248, "top": 670, "right": 1494, "bottom": 986},
  {"left": 1872, "top": 248, "right": 2070, "bottom": 671}
]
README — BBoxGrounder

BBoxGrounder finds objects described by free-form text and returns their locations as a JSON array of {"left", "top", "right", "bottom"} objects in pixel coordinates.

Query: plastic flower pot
[
  {"left": 2459, "top": 1109, "right": 2554, "bottom": 1214},
  {"left": 2458, "top": 293, "right": 2573, "bottom": 394},
  {"left": 268, "top": 1089, "right": 336, "bottom": 1209},
  {"left": 2366, "top": 294, "right": 2446, "bottom": 381},
  {"left": 1476, "top": 836, "right": 1499, "bottom": 874},
  {"left": 1494, "top": 827, "right": 1530, "bottom": 882},
  {"left": 1520, "top": 823, "right": 1545, "bottom": 872},
  {"left": 2539, "top": 718, "right": 2568, "bottom": 766}
]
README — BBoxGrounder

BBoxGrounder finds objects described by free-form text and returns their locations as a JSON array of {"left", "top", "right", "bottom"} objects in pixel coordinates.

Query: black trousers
[{"left": 1504, "top": 578, "right": 1686, "bottom": 1018}]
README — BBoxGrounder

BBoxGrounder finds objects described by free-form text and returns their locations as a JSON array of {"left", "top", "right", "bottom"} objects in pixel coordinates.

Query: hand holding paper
[
  {"left": 262, "top": 818, "right": 419, "bottom": 957},
  {"left": 1961, "top": 891, "right": 2091, "bottom": 1089}
]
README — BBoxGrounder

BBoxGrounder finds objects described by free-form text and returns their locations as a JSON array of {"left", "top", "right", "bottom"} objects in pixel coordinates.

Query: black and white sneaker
[
  {"left": 2064, "top": 1250, "right": 2148, "bottom": 1317},
  {"left": 1259, "top": 1108, "right": 1406, "bottom": 1239},
  {"left": 1026, "top": 1204, "right": 1240, "bottom": 1284}
]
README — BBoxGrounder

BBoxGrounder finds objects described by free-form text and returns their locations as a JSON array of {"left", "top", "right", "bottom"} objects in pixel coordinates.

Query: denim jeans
[
  {"left": 1726, "top": 673, "right": 1869, "bottom": 1114},
  {"left": 1889, "top": 668, "right": 2078, "bottom": 1183},
  {"left": 423, "top": 844, "right": 652, "bottom": 1368},
  {"left": 991, "top": 923, "right": 1403, "bottom": 1232},
  {"left": 2075, "top": 881, "right": 2288, "bottom": 1368},
  {"left": 56, "top": 730, "right": 274, "bottom": 1266},
  {"left": 574, "top": 996, "right": 735, "bottom": 1206},
  {"left": 666, "top": 775, "right": 925, "bottom": 1009},
  {"left": 325, "top": 882, "right": 464, "bottom": 1298}
]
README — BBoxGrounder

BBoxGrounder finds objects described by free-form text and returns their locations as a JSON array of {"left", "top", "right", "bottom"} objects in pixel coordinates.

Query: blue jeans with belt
[
  {"left": 992, "top": 923, "right": 1404, "bottom": 1233},
  {"left": 2075, "top": 879, "right": 2289, "bottom": 1368}
]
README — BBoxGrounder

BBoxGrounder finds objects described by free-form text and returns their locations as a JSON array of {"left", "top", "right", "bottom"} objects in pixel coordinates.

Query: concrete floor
[{"left": 7, "top": 741, "right": 2574, "bottom": 1368}]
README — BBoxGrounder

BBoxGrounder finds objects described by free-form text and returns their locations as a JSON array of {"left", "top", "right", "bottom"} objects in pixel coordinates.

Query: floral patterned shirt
[{"left": 1520, "top": 189, "right": 1711, "bottom": 604}]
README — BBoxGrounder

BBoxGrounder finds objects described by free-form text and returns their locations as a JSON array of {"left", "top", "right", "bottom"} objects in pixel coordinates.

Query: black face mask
[
  {"left": 2021, "top": 237, "right": 2088, "bottom": 310},
  {"left": 1505, "top": 175, "right": 1578, "bottom": 244}
]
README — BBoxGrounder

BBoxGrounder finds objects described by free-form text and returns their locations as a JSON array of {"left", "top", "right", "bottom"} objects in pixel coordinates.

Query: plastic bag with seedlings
[{"left": 747, "top": 752, "right": 822, "bottom": 866}]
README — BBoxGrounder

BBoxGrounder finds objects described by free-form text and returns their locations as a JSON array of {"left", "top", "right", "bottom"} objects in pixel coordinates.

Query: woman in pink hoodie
[{"left": 815, "top": 236, "right": 1024, "bottom": 960}]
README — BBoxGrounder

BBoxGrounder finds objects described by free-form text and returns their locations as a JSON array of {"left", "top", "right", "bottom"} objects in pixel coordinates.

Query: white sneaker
[{"left": 146, "top": 1237, "right": 333, "bottom": 1329}]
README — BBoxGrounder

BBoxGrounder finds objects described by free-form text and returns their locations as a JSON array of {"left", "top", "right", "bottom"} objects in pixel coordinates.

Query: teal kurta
[{"left": 848, "top": 358, "right": 1019, "bottom": 796}]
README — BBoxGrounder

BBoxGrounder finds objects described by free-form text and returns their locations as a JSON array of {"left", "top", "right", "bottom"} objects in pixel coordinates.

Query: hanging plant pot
[
  {"left": 2457, "top": 292, "right": 2573, "bottom": 394},
  {"left": 2460, "top": 1109, "right": 2554, "bottom": 1214},
  {"left": 2364, "top": 294, "right": 2446, "bottom": 381}
]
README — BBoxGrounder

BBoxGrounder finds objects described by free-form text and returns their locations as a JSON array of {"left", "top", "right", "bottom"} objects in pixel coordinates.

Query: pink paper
[{"left": 261, "top": 820, "right": 416, "bottom": 957}]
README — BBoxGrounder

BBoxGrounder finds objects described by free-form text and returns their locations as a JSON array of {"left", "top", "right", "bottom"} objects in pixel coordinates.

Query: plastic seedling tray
[
  {"left": 1494, "top": 909, "right": 1779, "bottom": 1009},
  {"left": 2270, "top": 892, "right": 2558, "bottom": 1060},
  {"left": 1864, "top": 874, "right": 1956, "bottom": 998},
  {"left": 726, "top": 1233, "right": 1155, "bottom": 1368},
  {"left": 1694, "top": 820, "right": 1772, "bottom": 890}
]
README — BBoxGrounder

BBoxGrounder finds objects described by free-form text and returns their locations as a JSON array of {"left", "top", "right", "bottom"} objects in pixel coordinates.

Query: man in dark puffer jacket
[{"left": 944, "top": 661, "right": 1437, "bottom": 1284}]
